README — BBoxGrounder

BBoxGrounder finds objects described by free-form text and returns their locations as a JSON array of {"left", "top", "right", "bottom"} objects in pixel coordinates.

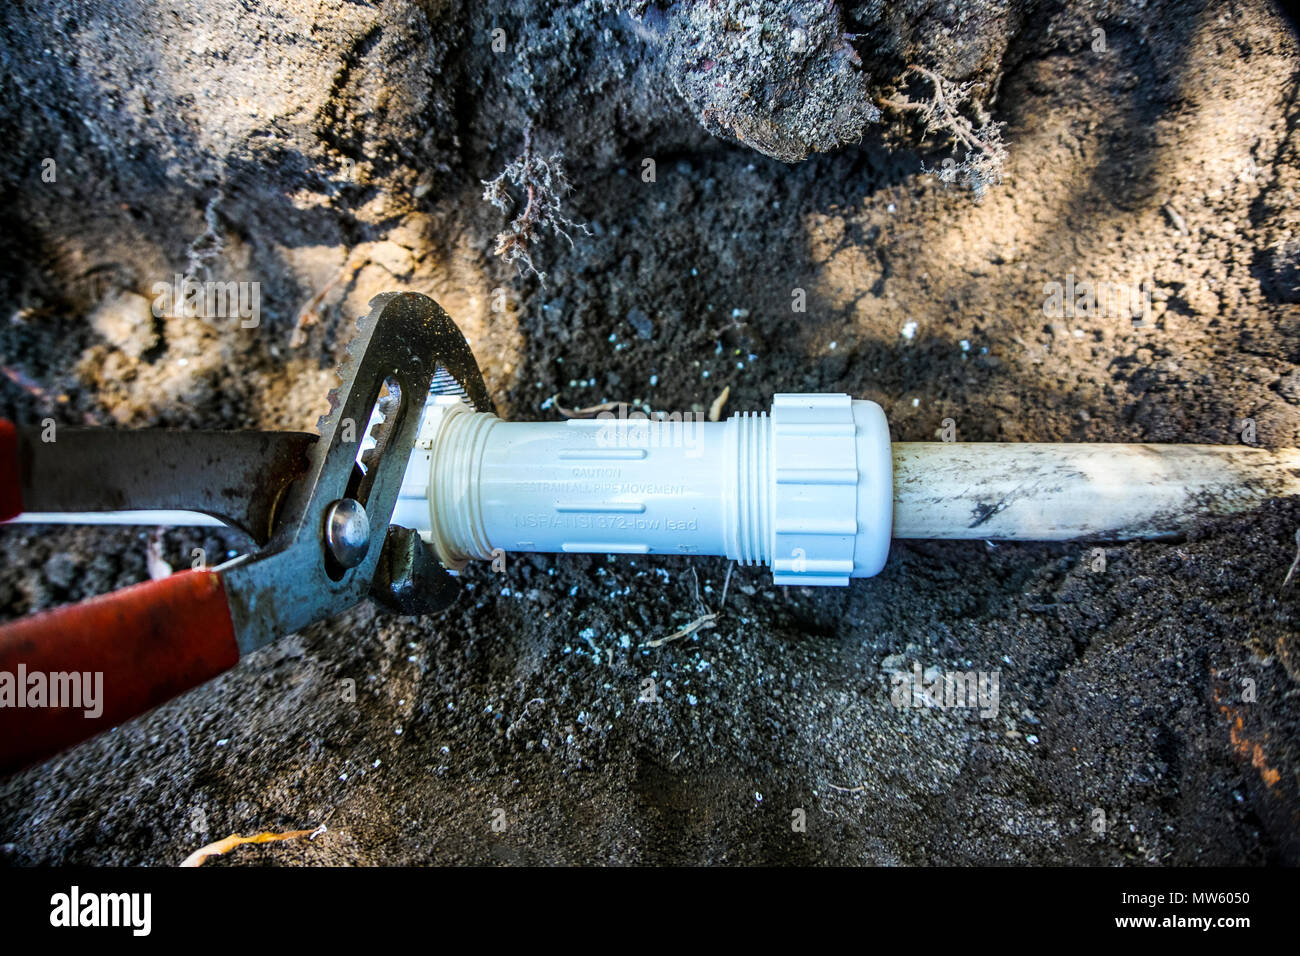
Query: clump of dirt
[
  {"left": 659, "top": 0, "right": 884, "bottom": 163},
  {"left": 2, "top": 0, "right": 1300, "bottom": 864}
]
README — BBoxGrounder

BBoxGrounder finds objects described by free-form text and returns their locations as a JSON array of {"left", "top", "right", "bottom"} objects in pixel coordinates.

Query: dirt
[{"left": 2, "top": 0, "right": 1300, "bottom": 865}]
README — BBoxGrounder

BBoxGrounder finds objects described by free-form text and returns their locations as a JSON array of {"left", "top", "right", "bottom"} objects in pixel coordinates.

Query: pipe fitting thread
[
  {"left": 427, "top": 403, "right": 497, "bottom": 567},
  {"left": 724, "top": 411, "right": 772, "bottom": 567}
]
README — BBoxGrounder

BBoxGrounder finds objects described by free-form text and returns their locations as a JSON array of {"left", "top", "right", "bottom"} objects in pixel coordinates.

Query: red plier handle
[
  {"left": 0, "top": 570, "right": 239, "bottom": 773},
  {"left": 0, "top": 419, "right": 240, "bottom": 773},
  {"left": 0, "top": 418, "right": 20, "bottom": 523}
]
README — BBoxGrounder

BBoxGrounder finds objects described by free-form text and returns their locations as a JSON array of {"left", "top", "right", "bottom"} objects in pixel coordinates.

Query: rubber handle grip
[
  {"left": 0, "top": 418, "right": 20, "bottom": 521},
  {"left": 0, "top": 569, "right": 240, "bottom": 774}
]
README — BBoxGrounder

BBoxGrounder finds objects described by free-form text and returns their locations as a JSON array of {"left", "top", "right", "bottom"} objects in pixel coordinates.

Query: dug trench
[{"left": 1, "top": 0, "right": 1299, "bottom": 863}]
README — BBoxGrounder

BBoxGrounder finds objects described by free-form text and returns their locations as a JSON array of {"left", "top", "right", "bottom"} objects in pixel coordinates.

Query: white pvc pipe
[
  {"left": 891, "top": 441, "right": 1300, "bottom": 540},
  {"left": 9, "top": 394, "right": 1300, "bottom": 587}
]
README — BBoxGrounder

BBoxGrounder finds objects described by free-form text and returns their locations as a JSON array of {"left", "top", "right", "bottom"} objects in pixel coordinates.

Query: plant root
[{"left": 180, "top": 824, "right": 326, "bottom": 867}]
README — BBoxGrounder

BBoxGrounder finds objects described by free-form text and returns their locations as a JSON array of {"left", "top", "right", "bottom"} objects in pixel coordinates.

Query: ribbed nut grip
[{"left": 769, "top": 394, "right": 860, "bottom": 586}]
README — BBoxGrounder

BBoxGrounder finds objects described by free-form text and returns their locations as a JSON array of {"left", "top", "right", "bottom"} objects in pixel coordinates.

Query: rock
[
  {"left": 627, "top": 307, "right": 654, "bottom": 339},
  {"left": 42, "top": 553, "right": 77, "bottom": 590}
]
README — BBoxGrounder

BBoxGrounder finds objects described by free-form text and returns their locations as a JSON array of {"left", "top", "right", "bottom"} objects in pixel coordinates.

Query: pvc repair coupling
[{"left": 391, "top": 393, "right": 893, "bottom": 586}]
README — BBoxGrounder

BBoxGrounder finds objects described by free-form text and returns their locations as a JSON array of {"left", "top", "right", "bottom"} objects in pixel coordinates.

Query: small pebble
[{"left": 627, "top": 308, "right": 654, "bottom": 339}]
